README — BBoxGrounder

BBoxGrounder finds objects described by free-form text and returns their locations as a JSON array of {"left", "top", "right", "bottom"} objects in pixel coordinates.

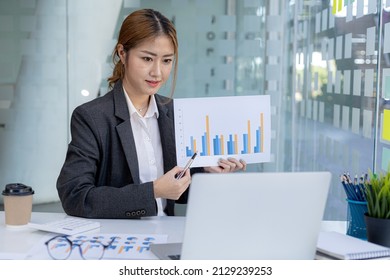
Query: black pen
[{"left": 176, "top": 152, "right": 197, "bottom": 179}]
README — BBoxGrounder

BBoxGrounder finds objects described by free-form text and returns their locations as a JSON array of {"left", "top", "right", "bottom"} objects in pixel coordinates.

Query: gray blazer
[{"left": 57, "top": 80, "right": 182, "bottom": 218}]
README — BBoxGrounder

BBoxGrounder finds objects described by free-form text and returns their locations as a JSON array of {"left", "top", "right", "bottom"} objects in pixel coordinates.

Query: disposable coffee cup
[{"left": 2, "top": 183, "right": 34, "bottom": 227}]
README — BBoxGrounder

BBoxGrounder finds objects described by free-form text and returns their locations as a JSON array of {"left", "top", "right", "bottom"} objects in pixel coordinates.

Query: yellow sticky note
[
  {"left": 338, "top": 0, "right": 343, "bottom": 12},
  {"left": 383, "top": 109, "right": 390, "bottom": 141},
  {"left": 333, "top": 0, "right": 343, "bottom": 15},
  {"left": 332, "top": 0, "right": 337, "bottom": 15}
]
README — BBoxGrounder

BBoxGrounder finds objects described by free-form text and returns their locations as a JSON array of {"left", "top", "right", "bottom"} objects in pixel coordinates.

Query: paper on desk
[
  {"left": 317, "top": 231, "right": 390, "bottom": 260},
  {"left": 26, "top": 233, "right": 168, "bottom": 260}
]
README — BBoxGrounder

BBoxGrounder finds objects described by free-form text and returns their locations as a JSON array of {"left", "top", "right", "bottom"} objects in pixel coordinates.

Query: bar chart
[
  {"left": 174, "top": 95, "right": 271, "bottom": 167},
  {"left": 185, "top": 114, "right": 265, "bottom": 157}
]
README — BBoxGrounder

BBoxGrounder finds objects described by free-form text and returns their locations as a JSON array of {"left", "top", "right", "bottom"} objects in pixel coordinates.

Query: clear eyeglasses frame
[{"left": 45, "top": 235, "right": 117, "bottom": 260}]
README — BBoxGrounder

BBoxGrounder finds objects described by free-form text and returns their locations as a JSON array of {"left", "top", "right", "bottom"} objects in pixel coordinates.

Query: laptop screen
[{"left": 179, "top": 172, "right": 331, "bottom": 260}]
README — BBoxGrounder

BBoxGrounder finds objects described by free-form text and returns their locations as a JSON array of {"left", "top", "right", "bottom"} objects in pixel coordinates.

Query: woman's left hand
[{"left": 204, "top": 158, "right": 247, "bottom": 173}]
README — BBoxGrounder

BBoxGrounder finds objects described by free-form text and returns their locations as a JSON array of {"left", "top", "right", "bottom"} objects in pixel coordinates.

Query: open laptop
[{"left": 151, "top": 171, "right": 331, "bottom": 260}]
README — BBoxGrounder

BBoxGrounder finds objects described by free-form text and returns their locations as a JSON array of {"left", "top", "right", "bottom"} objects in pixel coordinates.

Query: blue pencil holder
[{"left": 346, "top": 199, "right": 367, "bottom": 240}]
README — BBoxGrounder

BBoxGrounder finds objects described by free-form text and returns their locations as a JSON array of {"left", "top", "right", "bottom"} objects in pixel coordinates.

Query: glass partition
[{"left": 285, "top": 0, "right": 387, "bottom": 219}]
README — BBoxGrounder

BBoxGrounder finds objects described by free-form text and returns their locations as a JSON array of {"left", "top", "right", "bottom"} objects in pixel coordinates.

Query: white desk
[
  {"left": 0, "top": 211, "right": 186, "bottom": 259},
  {"left": 0, "top": 211, "right": 346, "bottom": 259}
]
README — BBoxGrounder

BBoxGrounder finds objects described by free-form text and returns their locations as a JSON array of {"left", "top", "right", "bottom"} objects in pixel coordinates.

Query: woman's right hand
[{"left": 153, "top": 166, "right": 191, "bottom": 200}]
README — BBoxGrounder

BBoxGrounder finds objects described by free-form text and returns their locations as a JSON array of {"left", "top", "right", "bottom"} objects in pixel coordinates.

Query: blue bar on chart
[
  {"left": 254, "top": 128, "right": 261, "bottom": 153},
  {"left": 241, "top": 134, "right": 248, "bottom": 154},
  {"left": 213, "top": 136, "right": 220, "bottom": 155},
  {"left": 227, "top": 135, "right": 236, "bottom": 155}
]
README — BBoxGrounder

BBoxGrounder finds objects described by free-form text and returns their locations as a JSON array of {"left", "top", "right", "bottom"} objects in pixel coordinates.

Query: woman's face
[{"left": 119, "top": 35, "right": 175, "bottom": 99}]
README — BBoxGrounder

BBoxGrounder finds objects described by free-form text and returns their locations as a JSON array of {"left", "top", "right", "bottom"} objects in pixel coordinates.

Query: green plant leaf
[{"left": 365, "top": 165, "right": 390, "bottom": 219}]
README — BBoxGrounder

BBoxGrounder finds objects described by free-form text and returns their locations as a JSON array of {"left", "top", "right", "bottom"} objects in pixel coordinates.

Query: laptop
[{"left": 151, "top": 171, "right": 331, "bottom": 260}]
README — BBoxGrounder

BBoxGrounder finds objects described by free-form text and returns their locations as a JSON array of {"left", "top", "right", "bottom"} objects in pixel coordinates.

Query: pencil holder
[{"left": 346, "top": 199, "right": 367, "bottom": 240}]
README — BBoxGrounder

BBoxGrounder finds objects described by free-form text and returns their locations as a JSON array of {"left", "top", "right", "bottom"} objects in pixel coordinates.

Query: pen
[
  {"left": 176, "top": 152, "right": 197, "bottom": 180},
  {"left": 340, "top": 172, "right": 367, "bottom": 201}
]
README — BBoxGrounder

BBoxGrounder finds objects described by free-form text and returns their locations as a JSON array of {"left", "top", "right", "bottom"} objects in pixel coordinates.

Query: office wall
[
  {"left": 0, "top": 0, "right": 68, "bottom": 203},
  {"left": 1, "top": 0, "right": 388, "bottom": 221},
  {"left": 0, "top": 0, "right": 122, "bottom": 204}
]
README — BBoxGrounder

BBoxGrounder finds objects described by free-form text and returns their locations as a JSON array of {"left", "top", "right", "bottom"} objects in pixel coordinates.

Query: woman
[{"left": 57, "top": 9, "right": 246, "bottom": 219}]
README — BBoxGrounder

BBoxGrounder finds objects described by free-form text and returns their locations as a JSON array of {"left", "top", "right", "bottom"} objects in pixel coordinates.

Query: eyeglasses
[{"left": 45, "top": 235, "right": 117, "bottom": 260}]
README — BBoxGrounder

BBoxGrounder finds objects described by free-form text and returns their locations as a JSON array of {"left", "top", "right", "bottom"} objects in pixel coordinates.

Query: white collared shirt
[{"left": 123, "top": 89, "right": 166, "bottom": 216}]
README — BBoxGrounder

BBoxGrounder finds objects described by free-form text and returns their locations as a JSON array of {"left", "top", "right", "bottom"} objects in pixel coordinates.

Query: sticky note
[
  {"left": 332, "top": 0, "right": 342, "bottom": 14},
  {"left": 383, "top": 109, "right": 390, "bottom": 141},
  {"left": 332, "top": 0, "right": 337, "bottom": 14}
]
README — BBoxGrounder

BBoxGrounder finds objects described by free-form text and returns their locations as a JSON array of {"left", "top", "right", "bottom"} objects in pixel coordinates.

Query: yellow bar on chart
[
  {"left": 206, "top": 115, "right": 210, "bottom": 156},
  {"left": 193, "top": 139, "right": 197, "bottom": 154},
  {"left": 220, "top": 135, "right": 224, "bottom": 155},
  {"left": 383, "top": 109, "right": 390, "bottom": 142}
]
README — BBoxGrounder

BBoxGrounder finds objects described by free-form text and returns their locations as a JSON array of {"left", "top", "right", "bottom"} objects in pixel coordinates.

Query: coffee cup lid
[{"left": 2, "top": 183, "right": 35, "bottom": 196}]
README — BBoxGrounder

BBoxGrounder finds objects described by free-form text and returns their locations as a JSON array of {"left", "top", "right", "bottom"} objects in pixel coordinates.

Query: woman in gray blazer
[{"left": 56, "top": 9, "right": 246, "bottom": 219}]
